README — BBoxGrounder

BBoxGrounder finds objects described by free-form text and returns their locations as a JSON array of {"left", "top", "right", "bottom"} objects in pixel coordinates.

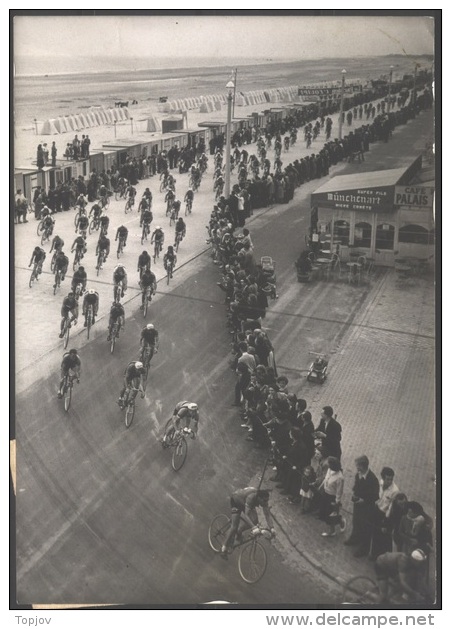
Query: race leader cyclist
[
  {"left": 139, "top": 322, "right": 159, "bottom": 361},
  {"left": 139, "top": 268, "right": 157, "bottom": 310},
  {"left": 57, "top": 349, "right": 81, "bottom": 399},
  {"left": 118, "top": 360, "right": 146, "bottom": 407},
  {"left": 28, "top": 246, "right": 46, "bottom": 276},
  {"left": 220, "top": 487, "right": 276, "bottom": 559},
  {"left": 162, "top": 401, "right": 199, "bottom": 446},
  {"left": 107, "top": 300, "right": 125, "bottom": 342},
  {"left": 59, "top": 291, "right": 78, "bottom": 338}
]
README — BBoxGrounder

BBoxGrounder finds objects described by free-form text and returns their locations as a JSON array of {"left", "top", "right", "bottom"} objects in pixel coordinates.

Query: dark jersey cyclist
[
  {"left": 220, "top": 487, "right": 275, "bottom": 558},
  {"left": 107, "top": 301, "right": 125, "bottom": 341},
  {"left": 115, "top": 225, "right": 128, "bottom": 247},
  {"left": 118, "top": 360, "right": 146, "bottom": 406},
  {"left": 57, "top": 349, "right": 81, "bottom": 398},
  {"left": 99, "top": 214, "right": 110, "bottom": 233},
  {"left": 113, "top": 265, "right": 128, "bottom": 295},
  {"left": 50, "top": 235, "right": 64, "bottom": 253},
  {"left": 29, "top": 246, "right": 46, "bottom": 274},
  {"left": 53, "top": 251, "right": 69, "bottom": 284},
  {"left": 137, "top": 251, "right": 151, "bottom": 275},
  {"left": 71, "top": 266, "right": 87, "bottom": 294},
  {"left": 82, "top": 288, "right": 99, "bottom": 326},
  {"left": 59, "top": 292, "right": 78, "bottom": 337},
  {"left": 174, "top": 217, "right": 186, "bottom": 245},
  {"left": 77, "top": 214, "right": 89, "bottom": 235},
  {"left": 139, "top": 269, "right": 157, "bottom": 309},
  {"left": 71, "top": 235, "right": 87, "bottom": 256},
  {"left": 163, "top": 246, "right": 177, "bottom": 277},
  {"left": 89, "top": 203, "right": 102, "bottom": 219},
  {"left": 96, "top": 234, "right": 110, "bottom": 264},
  {"left": 141, "top": 208, "right": 153, "bottom": 228},
  {"left": 139, "top": 322, "right": 159, "bottom": 357}
]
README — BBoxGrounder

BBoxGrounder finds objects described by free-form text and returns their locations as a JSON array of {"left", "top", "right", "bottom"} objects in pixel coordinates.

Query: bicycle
[
  {"left": 41, "top": 225, "right": 52, "bottom": 246},
  {"left": 185, "top": 198, "right": 192, "bottom": 216},
  {"left": 61, "top": 371, "right": 77, "bottom": 412},
  {"left": 96, "top": 249, "right": 107, "bottom": 275},
  {"left": 141, "top": 222, "right": 151, "bottom": 245},
  {"left": 72, "top": 247, "right": 84, "bottom": 272},
  {"left": 74, "top": 282, "right": 84, "bottom": 302},
  {"left": 174, "top": 231, "right": 183, "bottom": 252},
  {"left": 120, "top": 386, "right": 143, "bottom": 428},
  {"left": 113, "top": 281, "right": 124, "bottom": 303},
  {"left": 50, "top": 250, "right": 58, "bottom": 273},
  {"left": 161, "top": 420, "right": 191, "bottom": 471},
  {"left": 166, "top": 260, "right": 174, "bottom": 285},
  {"left": 141, "top": 286, "right": 154, "bottom": 318},
  {"left": 100, "top": 194, "right": 110, "bottom": 210},
  {"left": 36, "top": 218, "right": 45, "bottom": 237},
  {"left": 153, "top": 239, "right": 163, "bottom": 262},
  {"left": 109, "top": 320, "right": 120, "bottom": 354},
  {"left": 29, "top": 261, "right": 42, "bottom": 288},
  {"left": 85, "top": 304, "right": 94, "bottom": 339},
  {"left": 169, "top": 206, "right": 179, "bottom": 226},
  {"left": 74, "top": 209, "right": 86, "bottom": 229},
  {"left": 208, "top": 515, "right": 270, "bottom": 583},
  {"left": 61, "top": 313, "right": 73, "bottom": 349},
  {"left": 117, "top": 236, "right": 126, "bottom": 258},
  {"left": 124, "top": 197, "right": 134, "bottom": 214},
  {"left": 53, "top": 268, "right": 63, "bottom": 295},
  {"left": 140, "top": 344, "right": 156, "bottom": 388},
  {"left": 89, "top": 215, "right": 101, "bottom": 235},
  {"left": 114, "top": 184, "right": 127, "bottom": 201}
]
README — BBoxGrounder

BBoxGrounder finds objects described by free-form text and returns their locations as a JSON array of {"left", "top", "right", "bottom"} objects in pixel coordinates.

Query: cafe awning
[{"left": 311, "top": 166, "right": 413, "bottom": 213}]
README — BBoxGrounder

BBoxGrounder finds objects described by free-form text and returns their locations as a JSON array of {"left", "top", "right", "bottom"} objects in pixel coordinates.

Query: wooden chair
[{"left": 348, "top": 262, "right": 361, "bottom": 285}]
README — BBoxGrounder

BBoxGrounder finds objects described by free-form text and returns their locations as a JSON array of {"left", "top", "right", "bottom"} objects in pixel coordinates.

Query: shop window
[
  {"left": 398, "top": 224, "right": 430, "bottom": 245},
  {"left": 354, "top": 222, "right": 372, "bottom": 248},
  {"left": 375, "top": 223, "right": 395, "bottom": 250},
  {"left": 333, "top": 220, "right": 350, "bottom": 245}
]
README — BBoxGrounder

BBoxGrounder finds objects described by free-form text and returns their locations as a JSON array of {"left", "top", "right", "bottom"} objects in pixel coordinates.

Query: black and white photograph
[{"left": 11, "top": 10, "right": 439, "bottom": 615}]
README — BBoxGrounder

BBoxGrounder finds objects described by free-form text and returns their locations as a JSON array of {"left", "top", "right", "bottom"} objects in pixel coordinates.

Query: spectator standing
[
  {"left": 314, "top": 405, "right": 342, "bottom": 460},
  {"left": 344, "top": 455, "right": 380, "bottom": 558},
  {"left": 319, "top": 456, "right": 346, "bottom": 537},
  {"left": 371, "top": 467, "right": 400, "bottom": 559},
  {"left": 51, "top": 141, "right": 57, "bottom": 167},
  {"left": 37, "top": 144, "right": 44, "bottom": 169},
  {"left": 387, "top": 492, "right": 409, "bottom": 552}
]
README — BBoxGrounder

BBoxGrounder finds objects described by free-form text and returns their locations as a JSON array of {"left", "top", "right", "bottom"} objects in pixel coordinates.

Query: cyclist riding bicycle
[
  {"left": 71, "top": 265, "right": 87, "bottom": 294},
  {"left": 59, "top": 291, "right": 78, "bottom": 338},
  {"left": 374, "top": 549, "right": 429, "bottom": 604},
  {"left": 75, "top": 193, "right": 87, "bottom": 211},
  {"left": 113, "top": 264, "right": 128, "bottom": 296},
  {"left": 107, "top": 300, "right": 125, "bottom": 342},
  {"left": 140, "top": 208, "right": 153, "bottom": 230},
  {"left": 138, "top": 195, "right": 150, "bottom": 213},
  {"left": 99, "top": 214, "right": 110, "bottom": 234},
  {"left": 76, "top": 214, "right": 89, "bottom": 235},
  {"left": 143, "top": 187, "right": 153, "bottom": 206},
  {"left": 118, "top": 360, "right": 146, "bottom": 407},
  {"left": 96, "top": 233, "right": 110, "bottom": 267},
  {"left": 42, "top": 214, "right": 55, "bottom": 236},
  {"left": 139, "top": 322, "right": 159, "bottom": 358},
  {"left": 162, "top": 401, "right": 199, "bottom": 446},
  {"left": 50, "top": 235, "right": 65, "bottom": 254},
  {"left": 115, "top": 225, "right": 128, "bottom": 247},
  {"left": 57, "top": 348, "right": 81, "bottom": 399},
  {"left": 140, "top": 269, "right": 157, "bottom": 310},
  {"left": 220, "top": 487, "right": 276, "bottom": 559},
  {"left": 165, "top": 188, "right": 175, "bottom": 213},
  {"left": 53, "top": 251, "right": 69, "bottom": 286},
  {"left": 40, "top": 205, "right": 51, "bottom": 219},
  {"left": 125, "top": 184, "right": 137, "bottom": 204},
  {"left": 29, "top": 246, "right": 46, "bottom": 276},
  {"left": 174, "top": 217, "right": 186, "bottom": 245},
  {"left": 137, "top": 250, "right": 152, "bottom": 275},
  {"left": 151, "top": 226, "right": 165, "bottom": 251},
  {"left": 184, "top": 188, "right": 194, "bottom": 205},
  {"left": 171, "top": 199, "right": 181, "bottom": 219},
  {"left": 89, "top": 202, "right": 102, "bottom": 220},
  {"left": 163, "top": 246, "right": 177, "bottom": 278},
  {"left": 71, "top": 235, "right": 87, "bottom": 257},
  {"left": 82, "top": 288, "right": 99, "bottom": 327}
]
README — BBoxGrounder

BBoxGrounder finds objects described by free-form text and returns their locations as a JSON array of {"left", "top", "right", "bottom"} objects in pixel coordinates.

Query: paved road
[{"left": 13, "top": 102, "right": 435, "bottom": 607}]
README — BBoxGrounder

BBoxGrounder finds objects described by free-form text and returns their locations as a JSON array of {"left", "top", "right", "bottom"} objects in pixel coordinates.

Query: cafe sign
[
  {"left": 394, "top": 185, "right": 434, "bottom": 208},
  {"left": 314, "top": 187, "right": 394, "bottom": 212}
]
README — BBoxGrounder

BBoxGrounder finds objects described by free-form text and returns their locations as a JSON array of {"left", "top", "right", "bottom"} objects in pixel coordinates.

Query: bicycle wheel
[
  {"left": 63, "top": 319, "right": 70, "bottom": 349},
  {"left": 96, "top": 254, "right": 102, "bottom": 276},
  {"left": 125, "top": 401, "right": 135, "bottom": 428},
  {"left": 41, "top": 230, "right": 48, "bottom": 246},
  {"left": 143, "top": 294, "right": 148, "bottom": 318},
  {"left": 167, "top": 264, "right": 171, "bottom": 285},
  {"left": 29, "top": 268, "right": 36, "bottom": 288},
  {"left": 73, "top": 252, "right": 79, "bottom": 272},
  {"left": 159, "top": 180, "right": 165, "bottom": 193},
  {"left": 341, "top": 576, "right": 379, "bottom": 605},
  {"left": 238, "top": 540, "right": 267, "bottom": 584},
  {"left": 53, "top": 272, "right": 60, "bottom": 295},
  {"left": 208, "top": 514, "right": 231, "bottom": 553},
  {"left": 50, "top": 253, "right": 56, "bottom": 273},
  {"left": 171, "top": 435, "right": 187, "bottom": 471},
  {"left": 86, "top": 311, "right": 92, "bottom": 339},
  {"left": 36, "top": 221, "right": 43, "bottom": 237},
  {"left": 124, "top": 200, "right": 131, "bottom": 214},
  {"left": 64, "top": 382, "right": 72, "bottom": 412},
  {"left": 175, "top": 236, "right": 180, "bottom": 252},
  {"left": 117, "top": 242, "right": 122, "bottom": 259},
  {"left": 110, "top": 328, "right": 116, "bottom": 354}
]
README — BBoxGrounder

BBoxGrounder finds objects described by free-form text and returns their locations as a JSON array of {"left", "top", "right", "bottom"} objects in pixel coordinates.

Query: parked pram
[
  {"left": 260, "top": 256, "right": 278, "bottom": 299},
  {"left": 307, "top": 352, "right": 328, "bottom": 384}
]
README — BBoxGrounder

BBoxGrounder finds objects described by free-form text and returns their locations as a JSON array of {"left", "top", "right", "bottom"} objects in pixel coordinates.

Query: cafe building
[{"left": 310, "top": 158, "right": 435, "bottom": 267}]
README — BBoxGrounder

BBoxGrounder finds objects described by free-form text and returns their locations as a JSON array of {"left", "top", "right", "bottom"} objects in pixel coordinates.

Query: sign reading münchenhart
[{"left": 318, "top": 187, "right": 394, "bottom": 212}]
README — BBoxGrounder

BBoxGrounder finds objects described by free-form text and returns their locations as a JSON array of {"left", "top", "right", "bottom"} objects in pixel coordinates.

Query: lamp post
[
  {"left": 412, "top": 63, "right": 419, "bottom": 113},
  {"left": 387, "top": 65, "right": 394, "bottom": 112},
  {"left": 224, "top": 79, "right": 235, "bottom": 199},
  {"left": 130, "top": 117, "right": 134, "bottom": 135},
  {"left": 338, "top": 69, "right": 346, "bottom": 140}
]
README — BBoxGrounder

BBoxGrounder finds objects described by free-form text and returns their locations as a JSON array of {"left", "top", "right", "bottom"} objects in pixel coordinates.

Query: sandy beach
[{"left": 14, "top": 54, "right": 432, "bottom": 169}]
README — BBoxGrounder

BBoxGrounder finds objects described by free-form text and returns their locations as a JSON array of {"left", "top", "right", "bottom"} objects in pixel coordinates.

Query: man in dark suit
[
  {"left": 314, "top": 405, "right": 342, "bottom": 461},
  {"left": 344, "top": 455, "right": 380, "bottom": 557}
]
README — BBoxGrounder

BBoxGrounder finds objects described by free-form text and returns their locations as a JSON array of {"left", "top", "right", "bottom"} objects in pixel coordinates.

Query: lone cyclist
[
  {"left": 162, "top": 401, "right": 199, "bottom": 446},
  {"left": 57, "top": 349, "right": 81, "bottom": 398},
  {"left": 220, "top": 487, "right": 276, "bottom": 559}
]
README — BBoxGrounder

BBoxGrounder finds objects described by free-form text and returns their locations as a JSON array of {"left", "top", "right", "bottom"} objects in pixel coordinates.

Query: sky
[{"left": 13, "top": 13, "right": 434, "bottom": 61}]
